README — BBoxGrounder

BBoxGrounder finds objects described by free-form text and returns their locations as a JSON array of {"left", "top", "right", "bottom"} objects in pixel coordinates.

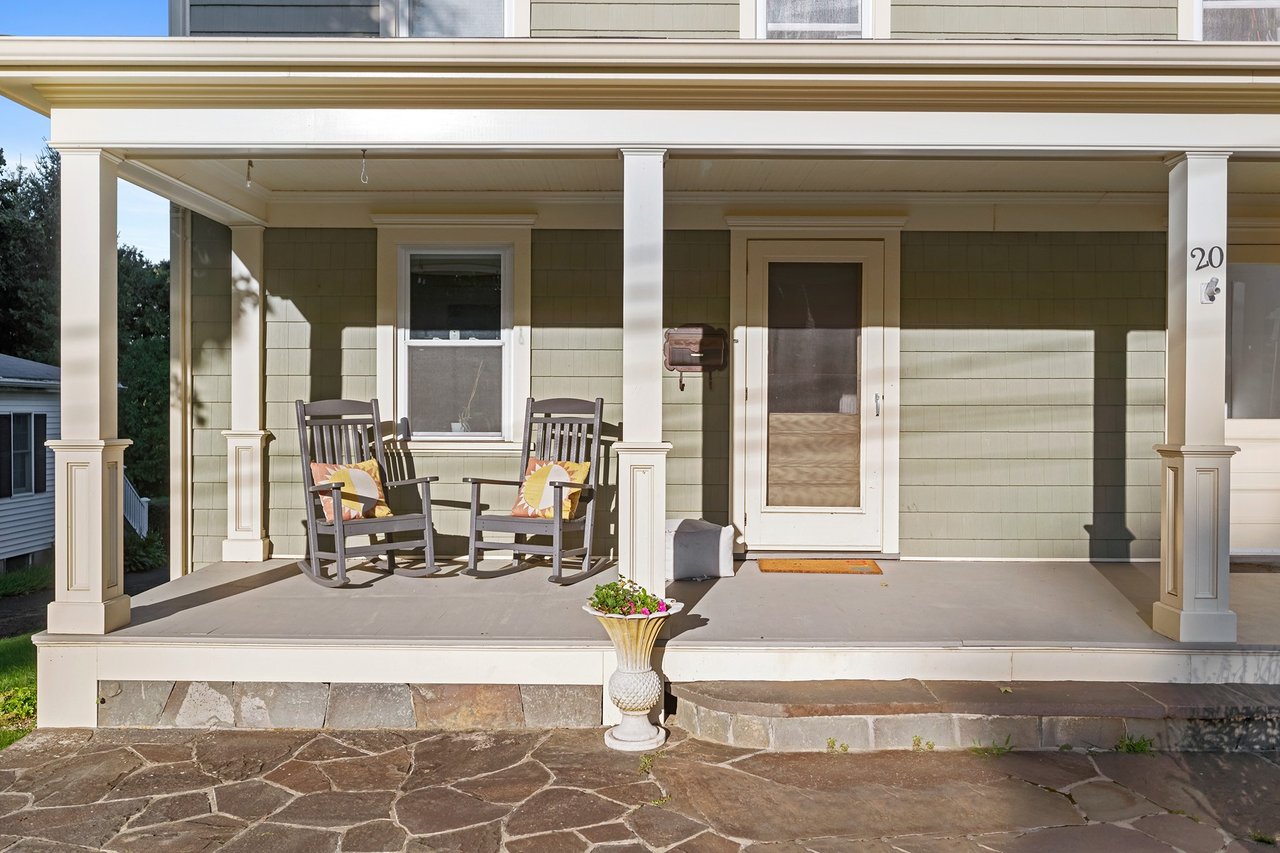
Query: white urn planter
[{"left": 586, "top": 599, "right": 684, "bottom": 752}]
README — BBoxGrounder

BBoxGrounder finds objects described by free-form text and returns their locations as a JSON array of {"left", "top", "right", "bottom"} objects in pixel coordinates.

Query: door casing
[{"left": 729, "top": 220, "right": 902, "bottom": 555}]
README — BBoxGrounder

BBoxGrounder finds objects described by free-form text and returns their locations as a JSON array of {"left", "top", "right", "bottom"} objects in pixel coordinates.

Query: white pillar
[
  {"left": 616, "top": 148, "right": 670, "bottom": 597},
  {"left": 47, "top": 149, "right": 131, "bottom": 634},
  {"left": 1153, "top": 152, "right": 1238, "bottom": 643},
  {"left": 222, "top": 225, "right": 271, "bottom": 562}
]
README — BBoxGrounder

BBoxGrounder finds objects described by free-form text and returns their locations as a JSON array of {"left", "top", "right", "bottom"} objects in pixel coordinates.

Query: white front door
[{"left": 742, "top": 240, "right": 885, "bottom": 551}]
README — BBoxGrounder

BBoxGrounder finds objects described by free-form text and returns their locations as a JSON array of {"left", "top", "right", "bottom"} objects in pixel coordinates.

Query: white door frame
[
  {"left": 728, "top": 218, "right": 903, "bottom": 555},
  {"left": 1224, "top": 234, "right": 1280, "bottom": 555}
]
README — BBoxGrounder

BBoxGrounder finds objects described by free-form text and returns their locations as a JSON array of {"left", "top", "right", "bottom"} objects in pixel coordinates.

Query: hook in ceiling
[
  {"left": 245, "top": 159, "right": 254, "bottom": 189},
  {"left": 360, "top": 149, "right": 369, "bottom": 185}
]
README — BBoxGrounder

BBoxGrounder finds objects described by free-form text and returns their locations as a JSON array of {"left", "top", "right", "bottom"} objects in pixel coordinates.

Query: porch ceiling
[{"left": 126, "top": 155, "right": 1280, "bottom": 219}]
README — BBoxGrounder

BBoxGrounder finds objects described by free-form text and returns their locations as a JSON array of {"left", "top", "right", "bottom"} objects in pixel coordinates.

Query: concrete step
[{"left": 667, "top": 680, "right": 1280, "bottom": 753}]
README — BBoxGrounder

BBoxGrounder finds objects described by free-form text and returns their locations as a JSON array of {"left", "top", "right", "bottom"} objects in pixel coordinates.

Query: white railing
[{"left": 123, "top": 475, "right": 150, "bottom": 539}]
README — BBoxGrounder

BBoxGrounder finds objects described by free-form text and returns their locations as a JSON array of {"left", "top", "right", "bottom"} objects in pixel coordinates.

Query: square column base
[
  {"left": 1152, "top": 601, "right": 1237, "bottom": 644},
  {"left": 1152, "top": 444, "right": 1239, "bottom": 645},
  {"left": 222, "top": 430, "right": 272, "bottom": 562},
  {"left": 47, "top": 595, "right": 131, "bottom": 635},
  {"left": 616, "top": 441, "right": 672, "bottom": 596}
]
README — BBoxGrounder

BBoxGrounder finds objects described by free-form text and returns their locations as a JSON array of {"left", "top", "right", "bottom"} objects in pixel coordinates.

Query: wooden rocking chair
[
  {"left": 296, "top": 399, "right": 439, "bottom": 587},
  {"left": 465, "top": 397, "right": 606, "bottom": 584}
]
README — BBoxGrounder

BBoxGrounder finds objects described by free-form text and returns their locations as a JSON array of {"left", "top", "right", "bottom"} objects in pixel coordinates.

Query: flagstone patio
[{"left": 0, "top": 727, "right": 1275, "bottom": 851}]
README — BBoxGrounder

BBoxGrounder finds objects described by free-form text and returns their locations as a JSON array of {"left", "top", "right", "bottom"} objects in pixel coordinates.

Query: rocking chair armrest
[
  {"left": 308, "top": 481, "right": 344, "bottom": 495},
  {"left": 385, "top": 475, "right": 438, "bottom": 488},
  {"left": 463, "top": 477, "right": 523, "bottom": 487},
  {"left": 547, "top": 481, "right": 590, "bottom": 494}
]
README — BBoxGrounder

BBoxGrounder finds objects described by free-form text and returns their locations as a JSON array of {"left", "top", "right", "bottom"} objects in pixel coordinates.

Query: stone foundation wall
[{"left": 98, "top": 681, "right": 602, "bottom": 730}]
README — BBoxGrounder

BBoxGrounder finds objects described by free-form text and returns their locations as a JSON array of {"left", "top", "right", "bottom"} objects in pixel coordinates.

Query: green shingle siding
[
  {"left": 189, "top": 214, "right": 233, "bottom": 568},
  {"left": 899, "top": 231, "right": 1166, "bottom": 560},
  {"left": 892, "top": 0, "right": 1179, "bottom": 40},
  {"left": 530, "top": 0, "right": 738, "bottom": 37},
  {"left": 262, "top": 228, "right": 379, "bottom": 558}
]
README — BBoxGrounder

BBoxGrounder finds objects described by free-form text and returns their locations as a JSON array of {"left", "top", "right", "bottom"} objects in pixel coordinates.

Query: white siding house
[{"left": 0, "top": 355, "right": 58, "bottom": 572}]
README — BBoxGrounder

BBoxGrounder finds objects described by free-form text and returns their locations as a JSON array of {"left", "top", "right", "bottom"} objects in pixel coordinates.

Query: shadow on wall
[{"left": 901, "top": 232, "right": 1167, "bottom": 562}]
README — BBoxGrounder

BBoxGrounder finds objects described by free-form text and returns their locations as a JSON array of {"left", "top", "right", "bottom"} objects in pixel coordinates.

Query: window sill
[{"left": 401, "top": 439, "right": 522, "bottom": 454}]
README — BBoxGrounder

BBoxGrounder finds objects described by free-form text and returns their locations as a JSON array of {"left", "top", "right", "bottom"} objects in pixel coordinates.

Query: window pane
[
  {"left": 12, "top": 414, "right": 31, "bottom": 494},
  {"left": 407, "top": 346, "right": 504, "bottom": 434},
  {"left": 409, "top": 254, "right": 502, "bottom": 341},
  {"left": 409, "top": 0, "right": 504, "bottom": 37},
  {"left": 766, "top": 0, "right": 862, "bottom": 39},
  {"left": 766, "top": 262, "right": 861, "bottom": 508},
  {"left": 1228, "top": 264, "right": 1280, "bottom": 418},
  {"left": 1204, "top": 4, "right": 1280, "bottom": 41}
]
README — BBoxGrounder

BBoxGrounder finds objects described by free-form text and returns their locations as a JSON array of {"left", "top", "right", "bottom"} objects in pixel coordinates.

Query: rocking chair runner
[
  {"left": 295, "top": 399, "right": 439, "bottom": 587},
  {"left": 465, "top": 397, "right": 606, "bottom": 583}
]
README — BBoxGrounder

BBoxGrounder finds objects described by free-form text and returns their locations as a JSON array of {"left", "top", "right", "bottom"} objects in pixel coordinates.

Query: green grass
[
  {"left": 1115, "top": 734, "right": 1155, "bottom": 754},
  {"left": 0, "top": 633, "right": 36, "bottom": 743},
  {"left": 0, "top": 564, "right": 53, "bottom": 599}
]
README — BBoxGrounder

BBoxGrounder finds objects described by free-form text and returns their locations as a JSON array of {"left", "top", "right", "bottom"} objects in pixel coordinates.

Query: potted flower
[{"left": 585, "top": 579, "right": 683, "bottom": 751}]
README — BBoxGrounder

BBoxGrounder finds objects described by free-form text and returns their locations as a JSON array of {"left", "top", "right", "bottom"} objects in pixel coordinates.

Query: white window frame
[
  {"left": 397, "top": 245, "right": 514, "bottom": 441},
  {"left": 379, "top": 0, "right": 523, "bottom": 37},
  {"left": 11, "top": 413, "right": 33, "bottom": 496},
  {"left": 756, "top": 0, "right": 873, "bottom": 40},
  {"left": 376, "top": 217, "right": 534, "bottom": 453}
]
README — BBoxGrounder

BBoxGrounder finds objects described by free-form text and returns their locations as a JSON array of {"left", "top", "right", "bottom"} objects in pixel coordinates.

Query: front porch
[
  {"left": 6, "top": 38, "right": 1280, "bottom": 728},
  {"left": 35, "top": 557, "right": 1280, "bottom": 727}
]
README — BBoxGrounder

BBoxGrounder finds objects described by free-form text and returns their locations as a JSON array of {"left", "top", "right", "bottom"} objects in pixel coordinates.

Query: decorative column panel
[
  {"left": 1153, "top": 152, "right": 1238, "bottom": 643},
  {"left": 47, "top": 149, "right": 131, "bottom": 634},
  {"left": 222, "top": 225, "right": 271, "bottom": 562},
  {"left": 617, "top": 148, "right": 670, "bottom": 596}
]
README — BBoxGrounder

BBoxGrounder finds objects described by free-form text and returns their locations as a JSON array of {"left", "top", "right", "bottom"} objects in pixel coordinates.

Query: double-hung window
[
  {"left": 398, "top": 247, "right": 513, "bottom": 440},
  {"left": 761, "top": 0, "right": 868, "bottom": 39},
  {"left": 0, "top": 413, "right": 46, "bottom": 499},
  {"left": 382, "top": 0, "right": 511, "bottom": 37},
  {"left": 1201, "top": 0, "right": 1280, "bottom": 40}
]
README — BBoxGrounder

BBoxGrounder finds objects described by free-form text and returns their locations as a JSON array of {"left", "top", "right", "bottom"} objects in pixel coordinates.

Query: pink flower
[
  {"left": 658, "top": 600, "right": 668, "bottom": 612},
  {"left": 641, "top": 608, "right": 650, "bottom": 616}
]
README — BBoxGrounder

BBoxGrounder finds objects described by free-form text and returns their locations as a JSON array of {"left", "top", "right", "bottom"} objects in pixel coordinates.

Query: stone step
[{"left": 667, "top": 680, "right": 1280, "bottom": 753}]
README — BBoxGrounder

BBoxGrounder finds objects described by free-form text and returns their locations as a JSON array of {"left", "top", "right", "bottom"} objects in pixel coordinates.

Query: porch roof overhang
[{"left": 1, "top": 37, "right": 1280, "bottom": 115}]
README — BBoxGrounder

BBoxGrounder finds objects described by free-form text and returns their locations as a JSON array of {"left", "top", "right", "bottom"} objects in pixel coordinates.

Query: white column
[
  {"left": 47, "top": 149, "right": 131, "bottom": 634},
  {"left": 616, "top": 148, "right": 670, "bottom": 596},
  {"left": 222, "top": 225, "right": 272, "bottom": 562},
  {"left": 1153, "top": 151, "right": 1238, "bottom": 643}
]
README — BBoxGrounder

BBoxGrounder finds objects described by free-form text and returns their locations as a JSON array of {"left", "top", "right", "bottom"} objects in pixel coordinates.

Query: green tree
[
  {"left": 118, "top": 246, "right": 171, "bottom": 498},
  {"left": 0, "top": 148, "right": 59, "bottom": 365}
]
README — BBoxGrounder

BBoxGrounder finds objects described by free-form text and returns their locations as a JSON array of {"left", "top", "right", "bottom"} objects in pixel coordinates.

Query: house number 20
[{"left": 1191, "top": 246, "right": 1224, "bottom": 270}]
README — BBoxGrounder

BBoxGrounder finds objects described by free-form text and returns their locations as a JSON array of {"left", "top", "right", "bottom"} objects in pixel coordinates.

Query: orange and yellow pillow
[
  {"left": 511, "top": 458, "right": 591, "bottom": 520},
  {"left": 309, "top": 459, "right": 393, "bottom": 523}
]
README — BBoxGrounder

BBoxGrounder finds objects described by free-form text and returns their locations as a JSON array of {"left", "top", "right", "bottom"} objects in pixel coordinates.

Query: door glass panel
[
  {"left": 766, "top": 262, "right": 861, "bottom": 507},
  {"left": 1227, "top": 263, "right": 1280, "bottom": 418}
]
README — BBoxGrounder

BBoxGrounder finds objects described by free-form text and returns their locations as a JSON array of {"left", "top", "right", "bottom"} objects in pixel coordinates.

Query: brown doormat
[{"left": 757, "top": 559, "right": 882, "bottom": 575}]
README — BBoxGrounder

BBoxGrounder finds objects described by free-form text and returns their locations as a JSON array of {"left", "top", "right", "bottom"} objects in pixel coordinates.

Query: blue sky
[{"left": 1, "top": 2, "right": 172, "bottom": 261}]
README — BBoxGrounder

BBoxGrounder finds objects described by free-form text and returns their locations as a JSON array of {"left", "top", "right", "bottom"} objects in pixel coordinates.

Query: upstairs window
[
  {"left": 1202, "top": 1, "right": 1280, "bottom": 40},
  {"left": 762, "top": 0, "right": 867, "bottom": 39},
  {"left": 383, "top": 0, "right": 509, "bottom": 37}
]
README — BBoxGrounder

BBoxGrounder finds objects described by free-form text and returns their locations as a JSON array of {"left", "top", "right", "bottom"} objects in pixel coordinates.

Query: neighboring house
[
  {"left": 0, "top": 355, "right": 56, "bottom": 573},
  {"left": 2, "top": 0, "right": 1280, "bottom": 729}
]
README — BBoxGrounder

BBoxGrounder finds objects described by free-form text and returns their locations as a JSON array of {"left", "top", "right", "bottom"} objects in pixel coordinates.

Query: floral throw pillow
[
  {"left": 309, "top": 459, "right": 393, "bottom": 523},
  {"left": 511, "top": 458, "right": 591, "bottom": 520}
]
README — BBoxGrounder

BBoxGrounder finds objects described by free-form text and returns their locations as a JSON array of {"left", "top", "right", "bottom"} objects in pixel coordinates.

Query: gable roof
[{"left": 0, "top": 354, "right": 60, "bottom": 390}]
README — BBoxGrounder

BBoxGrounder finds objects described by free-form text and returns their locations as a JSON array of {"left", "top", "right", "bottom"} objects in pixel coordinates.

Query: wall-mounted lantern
[{"left": 663, "top": 324, "right": 729, "bottom": 391}]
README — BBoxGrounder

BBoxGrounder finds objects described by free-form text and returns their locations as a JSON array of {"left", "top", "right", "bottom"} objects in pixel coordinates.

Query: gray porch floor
[{"left": 104, "top": 557, "right": 1280, "bottom": 649}]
